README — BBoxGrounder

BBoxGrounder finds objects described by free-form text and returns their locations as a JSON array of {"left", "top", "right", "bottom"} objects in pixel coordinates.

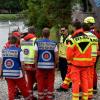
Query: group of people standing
[
  {"left": 0, "top": 26, "right": 58, "bottom": 100},
  {"left": 0, "top": 16, "right": 100, "bottom": 100},
  {"left": 57, "top": 16, "right": 100, "bottom": 100}
]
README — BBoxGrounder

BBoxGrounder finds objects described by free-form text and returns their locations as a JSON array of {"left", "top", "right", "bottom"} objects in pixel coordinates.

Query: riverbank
[
  {"left": 0, "top": 14, "right": 24, "bottom": 21},
  {"left": 0, "top": 70, "right": 100, "bottom": 100}
]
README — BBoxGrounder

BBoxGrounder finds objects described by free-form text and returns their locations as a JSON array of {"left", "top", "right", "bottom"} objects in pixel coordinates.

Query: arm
[
  {"left": 55, "top": 51, "right": 59, "bottom": 65},
  {"left": 66, "top": 46, "right": 74, "bottom": 60},
  {"left": 54, "top": 45, "right": 59, "bottom": 67},
  {"left": 0, "top": 50, "right": 3, "bottom": 77},
  {"left": 34, "top": 50, "right": 38, "bottom": 67},
  {"left": 34, "top": 44, "right": 38, "bottom": 68},
  {"left": 0, "top": 57, "right": 2, "bottom": 77},
  {"left": 66, "top": 39, "right": 75, "bottom": 61},
  {"left": 20, "top": 51, "right": 25, "bottom": 72}
]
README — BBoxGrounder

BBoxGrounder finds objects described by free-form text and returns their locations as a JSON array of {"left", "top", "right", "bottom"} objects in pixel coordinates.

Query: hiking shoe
[{"left": 56, "top": 87, "right": 68, "bottom": 92}]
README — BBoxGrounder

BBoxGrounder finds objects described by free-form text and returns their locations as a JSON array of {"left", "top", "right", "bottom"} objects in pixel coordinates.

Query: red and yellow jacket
[{"left": 66, "top": 32, "right": 94, "bottom": 67}]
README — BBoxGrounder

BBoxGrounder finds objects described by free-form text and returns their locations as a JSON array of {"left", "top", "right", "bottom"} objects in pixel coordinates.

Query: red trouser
[
  {"left": 88, "top": 67, "right": 94, "bottom": 99},
  {"left": 24, "top": 64, "right": 36, "bottom": 95},
  {"left": 36, "top": 69, "right": 55, "bottom": 100},
  {"left": 93, "top": 68, "right": 97, "bottom": 90},
  {"left": 6, "top": 77, "right": 30, "bottom": 100},
  {"left": 70, "top": 66, "right": 89, "bottom": 100},
  {"left": 93, "top": 56, "right": 99, "bottom": 90},
  {"left": 61, "top": 65, "right": 72, "bottom": 89}
]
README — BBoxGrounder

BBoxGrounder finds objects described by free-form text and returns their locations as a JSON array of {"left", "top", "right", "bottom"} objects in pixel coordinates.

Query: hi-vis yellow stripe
[
  {"left": 72, "top": 93, "right": 79, "bottom": 96},
  {"left": 63, "top": 81, "right": 70, "bottom": 85},
  {"left": 72, "top": 93, "right": 79, "bottom": 100},
  {"left": 73, "top": 58, "right": 92, "bottom": 61},
  {"left": 72, "top": 98, "right": 79, "bottom": 100}
]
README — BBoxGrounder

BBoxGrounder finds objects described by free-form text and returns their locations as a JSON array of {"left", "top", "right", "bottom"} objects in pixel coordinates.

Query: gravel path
[{"left": 0, "top": 71, "right": 100, "bottom": 100}]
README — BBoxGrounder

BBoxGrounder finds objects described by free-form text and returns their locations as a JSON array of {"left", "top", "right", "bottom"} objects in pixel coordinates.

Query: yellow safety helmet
[{"left": 84, "top": 16, "right": 95, "bottom": 24}]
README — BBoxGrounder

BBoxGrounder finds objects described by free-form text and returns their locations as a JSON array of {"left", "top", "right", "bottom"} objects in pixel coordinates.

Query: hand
[
  {"left": 0, "top": 70, "right": 2, "bottom": 76},
  {"left": 0, "top": 70, "right": 3, "bottom": 80}
]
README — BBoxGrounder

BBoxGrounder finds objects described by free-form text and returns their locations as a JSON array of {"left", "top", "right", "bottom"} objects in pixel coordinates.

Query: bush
[{"left": 0, "top": 14, "right": 23, "bottom": 21}]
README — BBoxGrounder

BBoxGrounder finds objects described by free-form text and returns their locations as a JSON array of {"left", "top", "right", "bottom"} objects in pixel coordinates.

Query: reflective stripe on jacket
[
  {"left": 36, "top": 38, "right": 56, "bottom": 69},
  {"left": 2, "top": 46, "right": 21, "bottom": 78},
  {"left": 84, "top": 31, "right": 98, "bottom": 63},
  {"left": 66, "top": 32, "right": 93, "bottom": 67}
]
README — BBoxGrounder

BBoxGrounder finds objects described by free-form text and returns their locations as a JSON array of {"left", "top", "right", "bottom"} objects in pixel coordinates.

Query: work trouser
[
  {"left": 6, "top": 77, "right": 31, "bottom": 100},
  {"left": 93, "top": 56, "right": 99, "bottom": 90},
  {"left": 36, "top": 68, "right": 55, "bottom": 100},
  {"left": 61, "top": 65, "right": 72, "bottom": 89},
  {"left": 93, "top": 68, "right": 97, "bottom": 90},
  {"left": 59, "top": 57, "right": 68, "bottom": 81},
  {"left": 88, "top": 67, "right": 94, "bottom": 99},
  {"left": 24, "top": 64, "right": 36, "bottom": 96},
  {"left": 70, "top": 66, "right": 89, "bottom": 100}
]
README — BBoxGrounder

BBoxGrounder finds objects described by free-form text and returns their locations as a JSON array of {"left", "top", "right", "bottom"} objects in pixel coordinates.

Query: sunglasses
[{"left": 61, "top": 30, "right": 65, "bottom": 32}]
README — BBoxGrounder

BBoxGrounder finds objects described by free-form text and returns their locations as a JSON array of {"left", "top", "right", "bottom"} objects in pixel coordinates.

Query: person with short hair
[
  {"left": 20, "top": 26, "right": 37, "bottom": 99},
  {"left": 0, "top": 36, "right": 32, "bottom": 100},
  {"left": 58, "top": 26, "right": 69, "bottom": 81},
  {"left": 34, "top": 27, "right": 58, "bottom": 100},
  {"left": 4, "top": 31, "right": 21, "bottom": 49}
]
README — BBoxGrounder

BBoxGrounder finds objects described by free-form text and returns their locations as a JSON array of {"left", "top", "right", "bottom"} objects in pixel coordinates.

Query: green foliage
[
  {"left": 0, "top": 14, "right": 20, "bottom": 21},
  {"left": 26, "top": 0, "right": 73, "bottom": 36},
  {"left": 19, "top": 0, "right": 28, "bottom": 10},
  {"left": 50, "top": 26, "right": 59, "bottom": 42},
  {"left": 0, "top": 0, "right": 76, "bottom": 36},
  {"left": 0, "top": 0, "right": 22, "bottom": 13}
]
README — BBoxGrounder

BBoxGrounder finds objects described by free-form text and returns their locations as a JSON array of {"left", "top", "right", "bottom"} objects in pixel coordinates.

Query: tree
[
  {"left": 27, "top": 0, "right": 72, "bottom": 31},
  {"left": 0, "top": 0, "right": 22, "bottom": 13},
  {"left": 19, "top": 0, "right": 28, "bottom": 10}
]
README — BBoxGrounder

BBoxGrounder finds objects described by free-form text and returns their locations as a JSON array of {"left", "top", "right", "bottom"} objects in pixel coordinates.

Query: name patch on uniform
[
  {"left": 4, "top": 59, "right": 14, "bottom": 68},
  {"left": 21, "top": 40, "right": 33, "bottom": 46},
  {"left": 42, "top": 51, "right": 51, "bottom": 61},
  {"left": 2, "top": 50, "right": 18, "bottom": 57},
  {"left": 38, "top": 42, "right": 56, "bottom": 50},
  {"left": 74, "top": 36, "right": 89, "bottom": 41}
]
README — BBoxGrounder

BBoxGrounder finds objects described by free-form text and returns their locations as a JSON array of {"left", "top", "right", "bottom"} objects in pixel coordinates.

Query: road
[{"left": 0, "top": 71, "right": 100, "bottom": 100}]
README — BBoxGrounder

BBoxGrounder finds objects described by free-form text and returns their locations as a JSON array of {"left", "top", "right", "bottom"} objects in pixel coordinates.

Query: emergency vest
[
  {"left": 2, "top": 46, "right": 21, "bottom": 78},
  {"left": 36, "top": 38, "right": 57, "bottom": 69},
  {"left": 84, "top": 31, "right": 98, "bottom": 63},
  {"left": 21, "top": 38, "right": 36, "bottom": 64},
  {"left": 90, "top": 29, "right": 100, "bottom": 51},
  {"left": 67, "top": 32, "right": 93, "bottom": 67},
  {"left": 59, "top": 35, "right": 69, "bottom": 58}
]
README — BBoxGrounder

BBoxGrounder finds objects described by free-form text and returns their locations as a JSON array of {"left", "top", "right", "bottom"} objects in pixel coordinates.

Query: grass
[{"left": 0, "top": 14, "right": 23, "bottom": 21}]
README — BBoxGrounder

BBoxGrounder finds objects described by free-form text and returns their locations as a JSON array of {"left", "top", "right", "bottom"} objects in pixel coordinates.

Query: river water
[{"left": 0, "top": 21, "right": 24, "bottom": 51}]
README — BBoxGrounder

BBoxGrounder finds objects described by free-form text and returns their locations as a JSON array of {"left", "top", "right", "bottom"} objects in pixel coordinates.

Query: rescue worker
[
  {"left": 4, "top": 31, "right": 21, "bottom": 48},
  {"left": 3, "top": 31, "right": 22, "bottom": 99},
  {"left": 59, "top": 22, "right": 83, "bottom": 91},
  {"left": 84, "top": 16, "right": 99, "bottom": 94},
  {"left": 0, "top": 36, "right": 31, "bottom": 100},
  {"left": 82, "top": 23, "right": 98, "bottom": 99},
  {"left": 20, "top": 26, "right": 37, "bottom": 99},
  {"left": 34, "top": 28, "right": 58, "bottom": 100},
  {"left": 66, "top": 30, "right": 95, "bottom": 100},
  {"left": 58, "top": 27, "right": 68, "bottom": 81}
]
